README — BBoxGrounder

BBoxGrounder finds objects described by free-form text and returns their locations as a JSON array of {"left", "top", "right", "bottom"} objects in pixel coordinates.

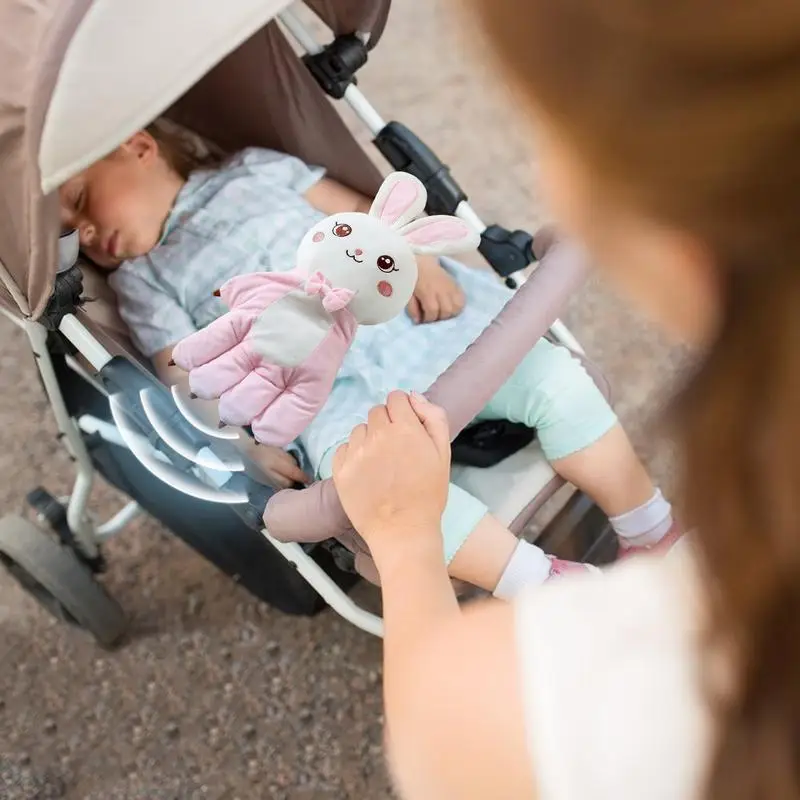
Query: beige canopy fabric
[{"left": 0, "top": 0, "right": 390, "bottom": 322}]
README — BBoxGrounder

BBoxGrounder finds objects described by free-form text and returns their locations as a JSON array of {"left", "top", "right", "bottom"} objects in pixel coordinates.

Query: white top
[{"left": 515, "top": 542, "right": 716, "bottom": 800}]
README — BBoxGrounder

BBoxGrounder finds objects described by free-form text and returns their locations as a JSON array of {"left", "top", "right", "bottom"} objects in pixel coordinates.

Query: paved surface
[{"left": 0, "top": 2, "right": 686, "bottom": 798}]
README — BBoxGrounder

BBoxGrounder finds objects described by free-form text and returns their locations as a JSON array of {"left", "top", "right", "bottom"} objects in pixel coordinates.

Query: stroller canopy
[{"left": 0, "top": 0, "right": 390, "bottom": 320}]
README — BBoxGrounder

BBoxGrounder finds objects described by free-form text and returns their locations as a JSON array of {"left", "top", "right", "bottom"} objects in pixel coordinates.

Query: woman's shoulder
[{"left": 514, "top": 543, "right": 715, "bottom": 800}]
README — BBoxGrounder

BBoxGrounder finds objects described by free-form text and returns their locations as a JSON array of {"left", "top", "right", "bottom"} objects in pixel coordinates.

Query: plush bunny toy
[{"left": 170, "top": 172, "right": 479, "bottom": 447}]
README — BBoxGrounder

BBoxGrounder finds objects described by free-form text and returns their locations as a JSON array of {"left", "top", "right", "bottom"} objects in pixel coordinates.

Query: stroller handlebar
[{"left": 262, "top": 232, "right": 590, "bottom": 546}]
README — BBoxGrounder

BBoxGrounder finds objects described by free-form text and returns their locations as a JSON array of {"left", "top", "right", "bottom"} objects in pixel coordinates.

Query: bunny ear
[
  {"left": 398, "top": 216, "right": 480, "bottom": 256},
  {"left": 369, "top": 172, "right": 428, "bottom": 229}
]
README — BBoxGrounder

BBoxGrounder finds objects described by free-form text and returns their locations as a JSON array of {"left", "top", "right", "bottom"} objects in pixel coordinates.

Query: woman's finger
[
  {"left": 367, "top": 402, "right": 392, "bottom": 432},
  {"left": 348, "top": 423, "right": 368, "bottom": 449},
  {"left": 332, "top": 441, "right": 349, "bottom": 475},
  {"left": 409, "top": 392, "right": 452, "bottom": 460},
  {"left": 386, "top": 390, "right": 424, "bottom": 426}
]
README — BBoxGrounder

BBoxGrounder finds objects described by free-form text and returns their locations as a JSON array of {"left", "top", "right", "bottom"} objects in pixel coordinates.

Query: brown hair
[
  {"left": 469, "top": 0, "right": 800, "bottom": 797},
  {"left": 146, "top": 119, "right": 223, "bottom": 180}
]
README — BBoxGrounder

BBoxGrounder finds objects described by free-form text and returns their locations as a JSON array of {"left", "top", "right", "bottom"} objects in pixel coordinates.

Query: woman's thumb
[{"left": 409, "top": 392, "right": 451, "bottom": 460}]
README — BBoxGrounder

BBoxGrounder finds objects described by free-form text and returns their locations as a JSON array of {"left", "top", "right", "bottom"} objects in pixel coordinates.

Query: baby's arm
[
  {"left": 303, "top": 177, "right": 466, "bottom": 323},
  {"left": 152, "top": 348, "right": 309, "bottom": 489},
  {"left": 303, "top": 177, "right": 372, "bottom": 215}
]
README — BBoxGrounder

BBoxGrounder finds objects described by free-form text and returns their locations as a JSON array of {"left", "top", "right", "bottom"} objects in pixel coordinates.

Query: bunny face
[
  {"left": 296, "top": 172, "right": 481, "bottom": 326},
  {"left": 296, "top": 211, "right": 418, "bottom": 325}
]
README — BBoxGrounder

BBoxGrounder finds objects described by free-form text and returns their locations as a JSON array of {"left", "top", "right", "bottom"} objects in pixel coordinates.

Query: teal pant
[{"left": 319, "top": 338, "right": 618, "bottom": 563}]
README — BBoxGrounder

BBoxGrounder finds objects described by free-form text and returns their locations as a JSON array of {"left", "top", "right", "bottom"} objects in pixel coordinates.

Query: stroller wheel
[{"left": 0, "top": 515, "right": 127, "bottom": 648}]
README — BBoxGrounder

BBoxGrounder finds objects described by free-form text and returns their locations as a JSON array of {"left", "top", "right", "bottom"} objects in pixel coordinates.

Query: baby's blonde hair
[{"left": 146, "top": 118, "right": 224, "bottom": 180}]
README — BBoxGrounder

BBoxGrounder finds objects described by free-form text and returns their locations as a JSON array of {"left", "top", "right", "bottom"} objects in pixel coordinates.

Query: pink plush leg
[
  {"left": 249, "top": 381, "right": 327, "bottom": 448},
  {"left": 187, "top": 342, "right": 255, "bottom": 400},
  {"left": 171, "top": 311, "right": 252, "bottom": 370},
  {"left": 218, "top": 368, "right": 286, "bottom": 427}
]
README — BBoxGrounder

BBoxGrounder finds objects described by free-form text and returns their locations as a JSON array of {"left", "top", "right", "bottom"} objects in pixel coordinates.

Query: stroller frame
[{"left": 0, "top": 6, "right": 607, "bottom": 648}]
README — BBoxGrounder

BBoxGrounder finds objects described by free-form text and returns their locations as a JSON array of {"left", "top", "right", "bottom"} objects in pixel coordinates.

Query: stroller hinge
[
  {"left": 40, "top": 264, "right": 85, "bottom": 335},
  {"left": 373, "top": 121, "right": 467, "bottom": 216},
  {"left": 478, "top": 225, "right": 537, "bottom": 280},
  {"left": 303, "top": 33, "right": 368, "bottom": 100},
  {"left": 373, "top": 122, "right": 537, "bottom": 279}
]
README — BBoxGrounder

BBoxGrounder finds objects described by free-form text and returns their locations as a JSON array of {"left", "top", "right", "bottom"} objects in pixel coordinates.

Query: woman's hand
[
  {"left": 250, "top": 445, "right": 310, "bottom": 489},
  {"left": 333, "top": 391, "right": 452, "bottom": 557},
  {"left": 407, "top": 256, "right": 466, "bottom": 324}
]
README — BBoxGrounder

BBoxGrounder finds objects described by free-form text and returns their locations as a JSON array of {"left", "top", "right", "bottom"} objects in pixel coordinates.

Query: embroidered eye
[
  {"left": 333, "top": 223, "right": 352, "bottom": 238},
  {"left": 377, "top": 255, "right": 397, "bottom": 273}
]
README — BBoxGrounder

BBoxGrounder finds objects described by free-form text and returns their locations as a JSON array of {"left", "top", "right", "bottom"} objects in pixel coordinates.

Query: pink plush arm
[
  {"left": 171, "top": 310, "right": 253, "bottom": 371},
  {"left": 171, "top": 270, "right": 307, "bottom": 372},
  {"left": 219, "top": 269, "right": 306, "bottom": 311}
]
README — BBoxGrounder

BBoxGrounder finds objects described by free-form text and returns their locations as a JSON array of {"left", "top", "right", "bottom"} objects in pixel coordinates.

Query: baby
[{"left": 58, "top": 123, "right": 680, "bottom": 598}]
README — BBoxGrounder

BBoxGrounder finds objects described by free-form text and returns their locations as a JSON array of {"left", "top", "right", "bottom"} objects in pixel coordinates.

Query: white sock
[
  {"left": 493, "top": 540, "right": 552, "bottom": 600},
  {"left": 610, "top": 489, "right": 673, "bottom": 547}
]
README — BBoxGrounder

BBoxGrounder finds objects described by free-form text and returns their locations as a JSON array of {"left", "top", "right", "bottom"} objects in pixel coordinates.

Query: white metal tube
[
  {"left": 263, "top": 534, "right": 384, "bottom": 637},
  {"left": 548, "top": 318, "right": 585, "bottom": 354},
  {"left": 454, "top": 200, "right": 487, "bottom": 233},
  {"left": 77, "top": 414, "right": 128, "bottom": 450},
  {"left": 67, "top": 470, "right": 94, "bottom": 550},
  {"left": 26, "top": 321, "right": 99, "bottom": 557},
  {"left": 0, "top": 305, "right": 26, "bottom": 329},
  {"left": 58, "top": 314, "right": 113, "bottom": 371},
  {"left": 341, "top": 84, "right": 387, "bottom": 137},
  {"left": 280, "top": 9, "right": 588, "bottom": 364},
  {"left": 96, "top": 502, "right": 143, "bottom": 541},
  {"left": 0, "top": 257, "right": 31, "bottom": 317},
  {"left": 278, "top": 8, "right": 322, "bottom": 54},
  {"left": 66, "top": 354, "right": 108, "bottom": 396}
]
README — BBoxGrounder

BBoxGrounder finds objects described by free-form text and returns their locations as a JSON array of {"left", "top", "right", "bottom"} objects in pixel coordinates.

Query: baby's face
[{"left": 58, "top": 131, "right": 183, "bottom": 268}]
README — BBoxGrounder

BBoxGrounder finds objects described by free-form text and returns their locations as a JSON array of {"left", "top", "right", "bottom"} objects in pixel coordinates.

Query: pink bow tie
[{"left": 305, "top": 271, "right": 355, "bottom": 313}]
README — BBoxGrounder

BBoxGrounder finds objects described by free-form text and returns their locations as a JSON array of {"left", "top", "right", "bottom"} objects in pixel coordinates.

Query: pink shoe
[
  {"left": 617, "top": 523, "right": 683, "bottom": 561},
  {"left": 546, "top": 556, "right": 600, "bottom": 581}
]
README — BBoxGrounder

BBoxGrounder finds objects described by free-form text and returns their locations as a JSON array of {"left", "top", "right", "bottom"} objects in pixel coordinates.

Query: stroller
[{"left": 0, "top": 0, "right": 617, "bottom": 647}]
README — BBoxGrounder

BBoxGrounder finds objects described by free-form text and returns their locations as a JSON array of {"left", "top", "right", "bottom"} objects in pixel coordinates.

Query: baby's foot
[
  {"left": 546, "top": 556, "right": 600, "bottom": 581},
  {"left": 617, "top": 521, "right": 683, "bottom": 561}
]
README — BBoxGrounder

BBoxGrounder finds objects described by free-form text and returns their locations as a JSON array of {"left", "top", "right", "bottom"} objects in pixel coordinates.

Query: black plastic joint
[
  {"left": 478, "top": 225, "right": 536, "bottom": 278},
  {"left": 374, "top": 121, "right": 467, "bottom": 216},
  {"left": 39, "top": 265, "right": 84, "bottom": 332},
  {"left": 303, "top": 34, "right": 368, "bottom": 100}
]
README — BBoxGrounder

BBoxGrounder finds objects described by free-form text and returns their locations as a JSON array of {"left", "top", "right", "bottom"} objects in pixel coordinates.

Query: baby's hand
[
  {"left": 407, "top": 256, "right": 465, "bottom": 324},
  {"left": 250, "top": 445, "right": 311, "bottom": 489}
]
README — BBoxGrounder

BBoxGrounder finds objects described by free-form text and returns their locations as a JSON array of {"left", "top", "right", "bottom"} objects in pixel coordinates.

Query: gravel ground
[{"left": 0, "top": 2, "right": 687, "bottom": 797}]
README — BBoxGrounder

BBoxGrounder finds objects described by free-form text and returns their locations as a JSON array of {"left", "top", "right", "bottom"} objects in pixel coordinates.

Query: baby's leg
[
  {"left": 479, "top": 338, "right": 675, "bottom": 548},
  {"left": 318, "top": 447, "right": 566, "bottom": 593}
]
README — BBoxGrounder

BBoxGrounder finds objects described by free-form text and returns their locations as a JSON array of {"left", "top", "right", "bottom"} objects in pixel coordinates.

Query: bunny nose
[{"left": 354, "top": 249, "right": 363, "bottom": 256}]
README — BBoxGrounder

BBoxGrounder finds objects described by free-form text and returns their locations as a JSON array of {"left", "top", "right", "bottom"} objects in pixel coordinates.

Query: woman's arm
[
  {"left": 333, "top": 392, "right": 537, "bottom": 798},
  {"left": 303, "top": 177, "right": 372, "bottom": 215},
  {"left": 382, "top": 581, "right": 536, "bottom": 800}
]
